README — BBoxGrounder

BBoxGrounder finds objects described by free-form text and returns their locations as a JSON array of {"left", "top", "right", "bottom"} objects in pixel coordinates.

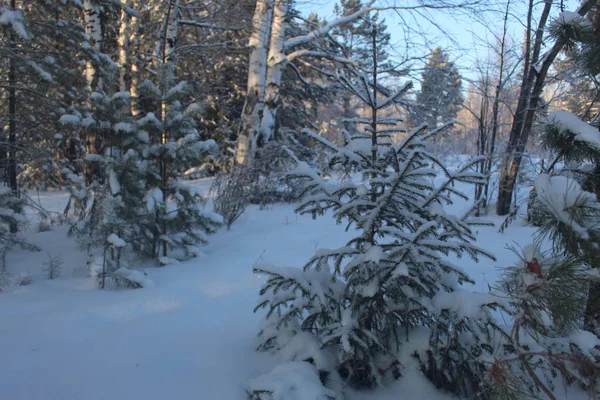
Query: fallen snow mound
[{"left": 246, "top": 361, "right": 335, "bottom": 400}]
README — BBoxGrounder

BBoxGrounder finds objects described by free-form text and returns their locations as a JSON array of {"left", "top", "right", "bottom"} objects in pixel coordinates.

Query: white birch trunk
[
  {"left": 156, "top": 0, "right": 181, "bottom": 65},
  {"left": 259, "top": 0, "right": 287, "bottom": 142},
  {"left": 117, "top": 3, "right": 137, "bottom": 93},
  {"left": 234, "top": 0, "right": 274, "bottom": 165},
  {"left": 83, "top": 0, "right": 103, "bottom": 92},
  {"left": 235, "top": 0, "right": 375, "bottom": 164},
  {"left": 83, "top": 0, "right": 104, "bottom": 184}
]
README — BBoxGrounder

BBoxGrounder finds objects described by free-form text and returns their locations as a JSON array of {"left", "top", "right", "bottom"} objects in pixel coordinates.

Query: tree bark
[
  {"left": 7, "top": 0, "right": 18, "bottom": 233},
  {"left": 483, "top": 0, "right": 510, "bottom": 211},
  {"left": 118, "top": 3, "right": 136, "bottom": 93},
  {"left": 83, "top": 0, "right": 104, "bottom": 185},
  {"left": 234, "top": 0, "right": 376, "bottom": 165},
  {"left": 83, "top": 0, "right": 103, "bottom": 92},
  {"left": 156, "top": 0, "right": 181, "bottom": 259},
  {"left": 496, "top": 0, "right": 596, "bottom": 215},
  {"left": 260, "top": 0, "right": 287, "bottom": 142},
  {"left": 235, "top": 0, "right": 274, "bottom": 165}
]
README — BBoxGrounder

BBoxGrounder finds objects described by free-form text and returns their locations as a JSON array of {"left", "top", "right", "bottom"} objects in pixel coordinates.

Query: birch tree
[
  {"left": 235, "top": 0, "right": 378, "bottom": 165},
  {"left": 235, "top": 0, "right": 274, "bottom": 165}
]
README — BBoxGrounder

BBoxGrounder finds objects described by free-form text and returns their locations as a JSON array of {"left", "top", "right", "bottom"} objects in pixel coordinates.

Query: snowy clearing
[{"left": 0, "top": 177, "right": 583, "bottom": 400}]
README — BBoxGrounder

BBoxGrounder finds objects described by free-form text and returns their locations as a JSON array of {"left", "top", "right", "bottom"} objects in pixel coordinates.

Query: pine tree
[
  {"left": 413, "top": 47, "right": 464, "bottom": 144},
  {"left": 483, "top": 243, "right": 600, "bottom": 398},
  {"left": 252, "top": 24, "right": 499, "bottom": 396},
  {"left": 527, "top": 107, "right": 600, "bottom": 336},
  {"left": 0, "top": 2, "right": 88, "bottom": 191},
  {"left": 527, "top": 11, "right": 600, "bottom": 334}
]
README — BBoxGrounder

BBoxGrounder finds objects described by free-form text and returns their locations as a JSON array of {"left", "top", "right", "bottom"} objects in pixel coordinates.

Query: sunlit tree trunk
[
  {"left": 83, "top": 0, "right": 104, "bottom": 185},
  {"left": 157, "top": 0, "right": 180, "bottom": 258},
  {"left": 235, "top": 0, "right": 274, "bottom": 165},
  {"left": 260, "top": 0, "right": 287, "bottom": 142},
  {"left": 496, "top": 0, "right": 596, "bottom": 215}
]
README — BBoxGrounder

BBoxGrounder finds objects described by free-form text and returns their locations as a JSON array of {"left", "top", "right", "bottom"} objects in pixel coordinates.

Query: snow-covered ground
[{"left": 0, "top": 176, "right": 543, "bottom": 400}]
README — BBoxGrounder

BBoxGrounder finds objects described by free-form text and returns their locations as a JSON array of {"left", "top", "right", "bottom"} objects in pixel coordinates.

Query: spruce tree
[
  {"left": 135, "top": 73, "right": 222, "bottom": 263},
  {"left": 60, "top": 87, "right": 150, "bottom": 287},
  {"left": 252, "top": 24, "right": 499, "bottom": 397},
  {"left": 413, "top": 47, "right": 464, "bottom": 144}
]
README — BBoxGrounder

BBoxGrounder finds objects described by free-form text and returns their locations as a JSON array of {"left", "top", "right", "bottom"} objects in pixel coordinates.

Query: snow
[
  {"left": 0, "top": 172, "right": 589, "bottom": 400},
  {"left": 432, "top": 289, "right": 501, "bottom": 319},
  {"left": 247, "top": 361, "right": 335, "bottom": 400},
  {"left": 546, "top": 110, "right": 600, "bottom": 148},
  {"left": 166, "top": 81, "right": 188, "bottom": 98},
  {"left": 107, "top": 233, "right": 126, "bottom": 248},
  {"left": 0, "top": 8, "right": 29, "bottom": 40},
  {"left": 28, "top": 60, "right": 54, "bottom": 83},
  {"left": 568, "top": 329, "right": 600, "bottom": 355},
  {"left": 534, "top": 173, "right": 599, "bottom": 238},
  {"left": 557, "top": 11, "right": 590, "bottom": 26},
  {"left": 113, "top": 268, "right": 155, "bottom": 288},
  {"left": 108, "top": 169, "right": 120, "bottom": 195},
  {"left": 114, "top": 122, "right": 134, "bottom": 133},
  {"left": 58, "top": 114, "right": 81, "bottom": 125}
]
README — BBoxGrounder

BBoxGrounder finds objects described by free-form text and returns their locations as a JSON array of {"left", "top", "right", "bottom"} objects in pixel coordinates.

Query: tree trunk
[
  {"left": 156, "top": 0, "right": 180, "bottom": 259},
  {"left": 83, "top": 0, "right": 104, "bottom": 185},
  {"left": 496, "top": 0, "right": 596, "bottom": 215},
  {"left": 260, "top": 0, "right": 287, "bottom": 143},
  {"left": 235, "top": 0, "right": 274, "bottom": 165},
  {"left": 118, "top": 3, "right": 135, "bottom": 93},
  {"left": 474, "top": 77, "right": 489, "bottom": 215},
  {"left": 83, "top": 0, "right": 103, "bottom": 92},
  {"left": 7, "top": 0, "right": 18, "bottom": 233}
]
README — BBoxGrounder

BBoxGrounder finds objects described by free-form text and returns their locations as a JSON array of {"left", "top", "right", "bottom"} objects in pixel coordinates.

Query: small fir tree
[
  {"left": 61, "top": 88, "right": 150, "bottom": 287},
  {"left": 413, "top": 47, "right": 464, "bottom": 144},
  {"left": 252, "top": 24, "right": 499, "bottom": 397},
  {"left": 0, "top": 186, "right": 34, "bottom": 290},
  {"left": 136, "top": 75, "right": 222, "bottom": 263},
  {"left": 62, "top": 75, "right": 222, "bottom": 279}
]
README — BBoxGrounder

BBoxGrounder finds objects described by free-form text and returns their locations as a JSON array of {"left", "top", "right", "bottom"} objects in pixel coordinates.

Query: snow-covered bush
[
  {"left": 16, "top": 272, "right": 32, "bottom": 286},
  {"left": 210, "top": 165, "right": 253, "bottom": 229},
  {"left": 249, "top": 140, "right": 313, "bottom": 207},
  {"left": 253, "top": 71, "right": 500, "bottom": 396},
  {"left": 0, "top": 186, "right": 37, "bottom": 281},
  {"left": 211, "top": 139, "right": 313, "bottom": 229}
]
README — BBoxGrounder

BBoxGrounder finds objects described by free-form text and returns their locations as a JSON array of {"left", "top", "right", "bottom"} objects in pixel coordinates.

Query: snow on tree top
[
  {"left": 546, "top": 110, "right": 600, "bottom": 148},
  {"left": 556, "top": 11, "right": 590, "bottom": 26}
]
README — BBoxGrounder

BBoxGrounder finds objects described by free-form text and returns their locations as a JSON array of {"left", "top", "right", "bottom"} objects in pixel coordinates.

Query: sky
[{"left": 298, "top": 0, "right": 584, "bottom": 85}]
